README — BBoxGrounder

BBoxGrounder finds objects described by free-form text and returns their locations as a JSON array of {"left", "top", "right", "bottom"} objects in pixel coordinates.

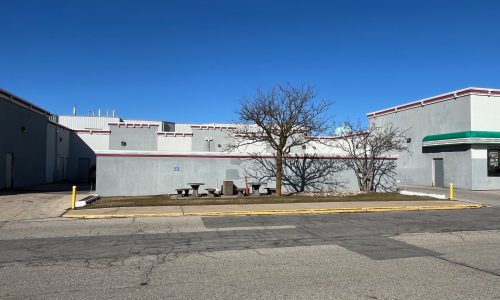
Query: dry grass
[{"left": 84, "top": 192, "right": 438, "bottom": 209}]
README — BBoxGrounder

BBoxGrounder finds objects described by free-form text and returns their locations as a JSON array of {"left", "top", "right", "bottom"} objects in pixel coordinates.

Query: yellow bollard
[
  {"left": 449, "top": 183, "right": 454, "bottom": 201},
  {"left": 71, "top": 186, "right": 77, "bottom": 209}
]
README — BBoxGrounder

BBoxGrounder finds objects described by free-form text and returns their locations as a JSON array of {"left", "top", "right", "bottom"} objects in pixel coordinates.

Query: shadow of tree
[{"left": 243, "top": 153, "right": 345, "bottom": 194}]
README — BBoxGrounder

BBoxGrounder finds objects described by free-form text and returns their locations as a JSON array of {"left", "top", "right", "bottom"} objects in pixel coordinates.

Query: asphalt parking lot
[{"left": 1, "top": 186, "right": 500, "bottom": 299}]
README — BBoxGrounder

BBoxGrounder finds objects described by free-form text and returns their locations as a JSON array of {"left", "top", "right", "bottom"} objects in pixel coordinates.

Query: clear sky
[{"left": 1, "top": 0, "right": 500, "bottom": 125}]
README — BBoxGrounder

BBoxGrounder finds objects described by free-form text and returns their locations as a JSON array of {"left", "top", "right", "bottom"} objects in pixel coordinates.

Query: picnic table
[
  {"left": 175, "top": 188, "right": 192, "bottom": 197},
  {"left": 205, "top": 188, "right": 216, "bottom": 198},
  {"left": 249, "top": 182, "right": 262, "bottom": 196},
  {"left": 265, "top": 187, "right": 276, "bottom": 195},
  {"left": 236, "top": 188, "right": 246, "bottom": 197},
  {"left": 187, "top": 182, "right": 205, "bottom": 197}
]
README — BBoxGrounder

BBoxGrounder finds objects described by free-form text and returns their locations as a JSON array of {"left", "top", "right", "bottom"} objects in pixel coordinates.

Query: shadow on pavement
[{"left": 0, "top": 182, "right": 92, "bottom": 196}]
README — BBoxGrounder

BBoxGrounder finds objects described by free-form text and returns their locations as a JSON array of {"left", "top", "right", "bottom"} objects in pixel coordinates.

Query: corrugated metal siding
[
  {"left": 122, "top": 119, "right": 176, "bottom": 131},
  {"left": 59, "top": 117, "right": 239, "bottom": 132},
  {"left": 58, "top": 116, "right": 122, "bottom": 130},
  {"left": 122, "top": 119, "right": 163, "bottom": 126},
  {"left": 48, "top": 115, "right": 58, "bottom": 123}
]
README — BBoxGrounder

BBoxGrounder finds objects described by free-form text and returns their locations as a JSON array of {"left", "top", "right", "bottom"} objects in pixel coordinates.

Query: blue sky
[{"left": 1, "top": 0, "right": 500, "bottom": 125}]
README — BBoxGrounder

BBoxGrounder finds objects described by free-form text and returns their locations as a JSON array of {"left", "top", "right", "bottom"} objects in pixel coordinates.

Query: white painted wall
[
  {"left": 470, "top": 94, "right": 500, "bottom": 131},
  {"left": 77, "top": 133, "right": 109, "bottom": 151},
  {"left": 157, "top": 136, "right": 192, "bottom": 152}
]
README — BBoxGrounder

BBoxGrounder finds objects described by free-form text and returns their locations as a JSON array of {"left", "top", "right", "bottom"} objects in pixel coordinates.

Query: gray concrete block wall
[
  {"left": 45, "top": 124, "right": 72, "bottom": 183},
  {"left": 68, "top": 133, "right": 96, "bottom": 181},
  {"left": 0, "top": 98, "right": 48, "bottom": 189},
  {"left": 55, "top": 127, "right": 71, "bottom": 181},
  {"left": 436, "top": 151, "right": 471, "bottom": 189},
  {"left": 45, "top": 125, "right": 57, "bottom": 183},
  {"left": 96, "top": 156, "right": 247, "bottom": 196},
  {"left": 77, "top": 133, "right": 109, "bottom": 151},
  {"left": 191, "top": 129, "right": 308, "bottom": 154},
  {"left": 191, "top": 129, "right": 231, "bottom": 152},
  {"left": 96, "top": 155, "right": 360, "bottom": 196},
  {"left": 370, "top": 95, "right": 472, "bottom": 188},
  {"left": 109, "top": 126, "right": 158, "bottom": 151}
]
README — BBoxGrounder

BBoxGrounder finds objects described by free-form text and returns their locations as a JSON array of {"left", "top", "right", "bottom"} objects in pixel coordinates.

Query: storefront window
[{"left": 488, "top": 149, "right": 500, "bottom": 176}]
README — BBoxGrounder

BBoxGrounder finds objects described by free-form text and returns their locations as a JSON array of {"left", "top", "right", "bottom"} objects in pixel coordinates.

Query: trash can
[{"left": 223, "top": 181, "right": 234, "bottom": 196}]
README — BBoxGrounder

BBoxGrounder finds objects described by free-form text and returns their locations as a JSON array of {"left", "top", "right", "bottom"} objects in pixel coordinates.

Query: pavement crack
[
  {"left": 197, "top": 251, "right": 221, "bottom": 260},
  {"left": 435, "top": 256, "right": 500, "bottom": 278},
  {"left": 449, "top": 232, "right": 466, "bottom": 242},
  {"left": 139, "top": 252, "right": 173, "bottom": 287},
  {"left": 0, "top": 221, "right": 8, "bottom": 230},
  {"left": 253, "top": 249, "right": 268, "bottom": 257}
]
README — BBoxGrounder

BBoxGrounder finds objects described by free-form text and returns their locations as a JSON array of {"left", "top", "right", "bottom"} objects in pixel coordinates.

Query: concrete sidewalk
[
  {"left": 401, "top": 185, "right": 500, "bottom": 207},
  {"left": 0, "top": 192, "right": 89, "bottom": 222},
  {"left": 63, "top": 200, "right": 483, "bottom": 219}
]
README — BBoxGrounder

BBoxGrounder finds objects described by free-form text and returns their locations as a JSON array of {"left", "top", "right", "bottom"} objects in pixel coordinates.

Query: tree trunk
[
  {"left": 275, "top": 150, "right": 283, "bottom": 196},
  {"left": 356, "top": 174, "right": 363, "bottom": 192}
]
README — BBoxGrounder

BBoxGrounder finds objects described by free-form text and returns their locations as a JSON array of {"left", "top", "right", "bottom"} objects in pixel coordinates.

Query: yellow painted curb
[
  {"left": 183, "top": 207, "right": 367, "bottom": 216},
  {"left": 418, "top": 204, "right": 483, "bottom": 210},
  {"left": 366, "top": 206, "right": 420, "bottom": 212},
  {"left": 62, "top": 203, "right": 483, "bottom": 219}
]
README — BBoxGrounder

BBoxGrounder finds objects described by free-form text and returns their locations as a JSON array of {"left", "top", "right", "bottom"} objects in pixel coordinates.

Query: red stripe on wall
[
  {"left": 48, "top": 121, "right": 73, "bottom": 132},
  {"left": 96, "top": 153, "right": 397, "bottom": 160},
  {"left": 369, "top": 88, "right": 500, "bottom": 118},
  {"left": 74, "top": 129, "right": 111, "bottom": 134}
]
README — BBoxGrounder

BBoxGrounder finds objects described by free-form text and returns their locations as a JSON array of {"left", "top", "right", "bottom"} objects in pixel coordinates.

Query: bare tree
[
  {"left": 243, "top": 153, "right": 345, "bottom": 194},
  {"left": 332, "top": 122, "right": 408, "bottom": 192},
  {"left": 229, "top": 83, "right": 332, "bottom": 196}
]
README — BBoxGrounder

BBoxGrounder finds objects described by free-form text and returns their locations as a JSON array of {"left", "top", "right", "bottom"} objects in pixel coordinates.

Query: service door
[
  {"left": 77, "top": 158, "right": 90, "bottom": 182},
  {"left": 433, "top": 158, "right": 444, "bottom": 187},
  {"left": 56, "top": 157, "right": 67, "bottom": 181},
  {"left": 5, "top": 153, "right": 13, "bottom": 189}
]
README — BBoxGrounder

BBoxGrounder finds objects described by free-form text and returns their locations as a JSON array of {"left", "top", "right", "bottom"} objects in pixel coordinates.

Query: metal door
[
  {"left": 56, "top": 157, "right": 67, "bottom": 181},
  {"left": 433, "top": 158, "right": 444, "bottom": 187},
  {"left": 5, "top": 153, "right": 13, "bottom": 189},
  {"left": 77, "top": 158, "right": 90, "bottom": 182}
]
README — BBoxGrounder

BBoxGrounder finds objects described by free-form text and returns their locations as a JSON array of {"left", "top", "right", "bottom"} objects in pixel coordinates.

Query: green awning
[{"left": 423, "top": 131, "right": 500, "bottom": 142}]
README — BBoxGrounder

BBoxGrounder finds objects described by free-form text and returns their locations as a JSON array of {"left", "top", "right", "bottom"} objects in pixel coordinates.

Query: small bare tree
[
  {"left": 333, "top": 122, "right": 408, "bottom": 192},
  {"left": 229, "top": 83, "right": 332, "bottom": 196},
  {"left": 243, "top": 153, "right": 345, "bottom": 194}
]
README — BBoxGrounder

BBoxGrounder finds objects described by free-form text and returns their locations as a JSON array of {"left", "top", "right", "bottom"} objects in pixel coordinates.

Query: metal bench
[
  {"left": 249, "top": 182, "right": 262, "bottom": 196},
  {"left": 175, "top": 188, "right": 192, "bottom": 197},
  {"left": 205, "top": 188, "right": 216, "bottom": 198},
  {"left": 265, "top": 187, "right": 276, "bottom": 195},
  {"left": 236, "top": 188, "right": 246, "bottom": 197}
]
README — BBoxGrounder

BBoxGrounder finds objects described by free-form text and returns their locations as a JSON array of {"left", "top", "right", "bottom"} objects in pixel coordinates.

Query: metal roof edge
[
  {"left": 367, "top": 87, "right": 500, "bottom": 118},
  {"left": 0, "top": 87, "right": 53, "bottom": 117}
]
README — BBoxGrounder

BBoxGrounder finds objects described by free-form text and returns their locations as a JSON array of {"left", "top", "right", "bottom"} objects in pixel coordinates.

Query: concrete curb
[
  {"left": 63, "top": 203, "right": 484, "bottom": 219},
  {"left": 399, "top": 190, "right": 447, "bottom": 199},
  {"left": 64, "top": 212, "right": 185, "bottom": 219}
]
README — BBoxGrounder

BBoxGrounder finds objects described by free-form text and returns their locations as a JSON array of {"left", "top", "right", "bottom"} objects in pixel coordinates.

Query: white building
[{"left": 369, "top": 87, "right": 500, "bottom": 190}]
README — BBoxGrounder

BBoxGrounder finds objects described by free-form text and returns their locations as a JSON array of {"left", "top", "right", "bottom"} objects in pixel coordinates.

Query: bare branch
[
  {"left": 332, "top": 121, "right": 409, "bottom": 192},
  {"left": 228, "top": 83, "right": 333, "bottom": 196},
  {"left": 242, "top": 153, "right": 345, "bottom": 194}
]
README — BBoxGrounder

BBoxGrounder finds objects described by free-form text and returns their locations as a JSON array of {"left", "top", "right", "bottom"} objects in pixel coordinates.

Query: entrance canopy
[{"left": 422, "top": 131, "right": 500, "bottom": 147}]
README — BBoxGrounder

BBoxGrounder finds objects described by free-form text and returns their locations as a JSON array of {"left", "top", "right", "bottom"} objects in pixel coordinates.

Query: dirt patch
[{"left": 84, "top": 192, "right": 439, "bottom": 209}]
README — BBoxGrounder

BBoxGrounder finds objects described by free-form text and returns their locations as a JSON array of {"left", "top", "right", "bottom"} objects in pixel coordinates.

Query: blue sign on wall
[{"left": 173, "top": 164, "right": 180, "bottom": 172}]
